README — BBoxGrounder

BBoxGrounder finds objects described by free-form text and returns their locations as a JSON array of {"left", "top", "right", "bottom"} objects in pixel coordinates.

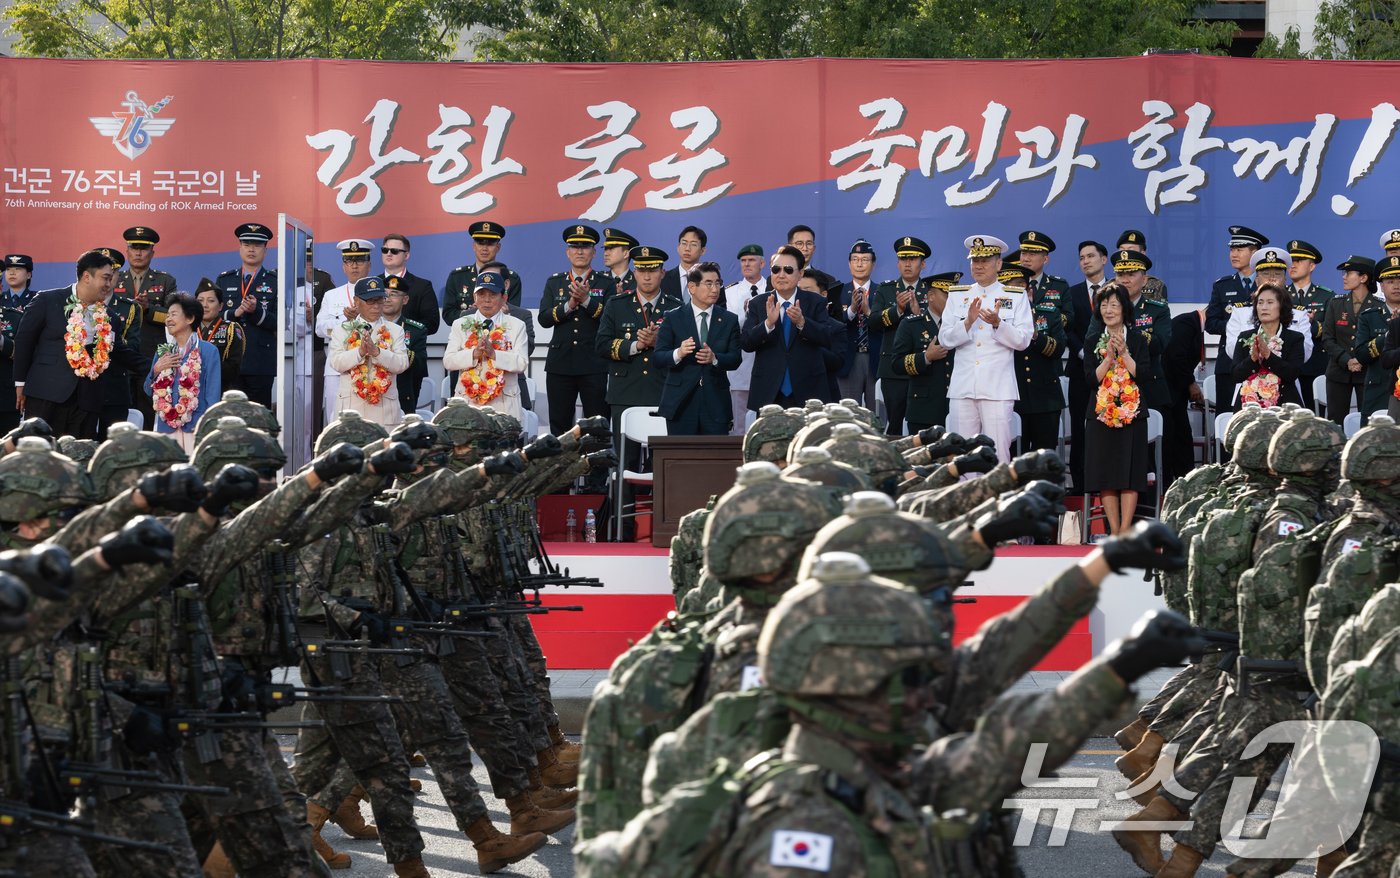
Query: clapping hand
[
  {"left": 237, "top": 295, "right": 257, "bottom": 317},
  {"left": 977, "top": 304, "right": 1000, "bottom": 328},
  {"left": 787, "top": 302, "right": 805, "bottom": 329},
  {"left": 677, "top": 337, "right": 698, "bottom": 359},
  {"left": 637, "top": 325, "right": 658, "bottom": 349},
  {"left": 695, "top": 344, "right": 714, "bottom": 365},
  {"left": 764, "top": 293, "right": 782, "bottom": 329},
  {"left": 964, "top": 296, "right": 982, "bottom": 329},
  {"left": 895, "top": 288, "right": 913, "bottom": 312},
  {"left": 568, "top": 277, "right": 590, "bottom": 306}
]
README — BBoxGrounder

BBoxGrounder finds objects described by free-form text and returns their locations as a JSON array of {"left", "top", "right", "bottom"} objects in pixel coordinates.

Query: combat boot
[
  {"left": 1116, "top": 717, "right": 1150, "bottom": 750},
  {"left": 307, "top": 801, "right": 352, "bottom": 870},
  {"left": 202, "top": 842, "right": 236, "bottom": 878},
  {"left": 466, "top": 816, "right": 547, "bottom": 874},
  {"left": 537, "top": 746, "right": 579, "bottom": 787},
  {"left": 1156, "top": 842, "right": 1204, "bottom": 877},
  {"left": 505, "top": 791, "right": 577, "bottom": 835},
  {"left": 1117, "top": 730, "right": 1166, "bottom": 780},
  {"left": 1111, "top": 795, "right": 1181, "bottom": 874},
  {"left": 409, "top": 751, "right": 428, "bottom": 768},
  {"left": 1315, "top": 848, "right": 1347, "bottom": 877},
  {"left": 331, "top": 785, "right": 380, "bottom": 840},
  {"left": 410, "top": 778, "right": 423, "bottom": 793},
  {"left": 548, "top": 724, "right": 581, "bottom": 763},
  {"left": 527, "top": 766, "right": 578, "bottom": 808},
  {"left": 1130, "top": 765, "right": 1162, "bottom": 806},
  {"left": 393, "top": 856, "right": 431, "bottom": 877}
]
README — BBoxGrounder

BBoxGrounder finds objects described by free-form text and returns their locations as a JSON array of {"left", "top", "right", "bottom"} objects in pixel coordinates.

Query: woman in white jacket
[{"left": 442, "top": 271, "right": 529, "bottom": 417}]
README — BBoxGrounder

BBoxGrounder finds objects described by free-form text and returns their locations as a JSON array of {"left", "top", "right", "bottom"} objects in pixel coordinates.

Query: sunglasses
[
  {"left": 770, "top": 265, "right": 798, "bottom": 275},
  {"left": 381, "top": 247, "right": 406, "bottom": 255}
]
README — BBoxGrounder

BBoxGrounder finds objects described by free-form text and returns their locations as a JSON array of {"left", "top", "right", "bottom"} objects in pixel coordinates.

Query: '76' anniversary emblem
[{"left": 89, "top": 91, "right": 176, "bottom": 160}]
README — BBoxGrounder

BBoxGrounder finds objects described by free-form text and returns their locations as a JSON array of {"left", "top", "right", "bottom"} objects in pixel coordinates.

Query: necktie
[
  {"left": 855, "top": 286, "right": 868, "bottom": 353},
  {"left": 645, "top": 302, "right": 655, "bottom": 323},
  {"left": 750, "top": 284, "right": 758, "bottom": 300},
  {"left": 1090, "top": 282, "right": 1099, "bottom": 299},
  {"left": 698, "top": 310, "right": 709, "bottom": 346},
  {"left": 781, "top": 302, "right": 793, "bottom": 344},
  {"left": 1243, "top": 275, "right": 1254, "bottom": 294}
]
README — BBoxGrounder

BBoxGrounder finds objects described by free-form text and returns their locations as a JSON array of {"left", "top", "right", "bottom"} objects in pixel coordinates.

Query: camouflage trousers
[
  {"left": 437, "top": 631, "right": 534, "bottom": 799},
  {"left": 1, "top": 831, "right": 97, "bottom": 878},
  {"left": 1137, "top": 663, "right": 1198, "bottom": 724},
  {"left": 183, "top": 722, "right": 326, "bottom": 877},
  {"left": 1332, "top": 813, "right": 1400, "bottom": 878},
  {"left": 379, "top": 647, "right": 490, "bottom": 831},
  {"left": 505, "top": 611, "right": 560, "bottom": 731},
  {"left": 83, "top": 746, "right": 203, "bottom": 877},
  {"left": 476, "top": 616, "right": 550, "bottom": 752},
  {"left": 1147, "top": 662, "right": 1229, "bottom": 739},
  {"left": 1168, "top": 680, "right": 1307, "bottom": 857},
  {"left": 293, "top": 649, "right": 423, "bottom": 864}
]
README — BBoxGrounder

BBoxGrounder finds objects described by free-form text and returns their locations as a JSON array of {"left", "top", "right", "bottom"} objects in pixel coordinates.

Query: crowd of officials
[{"left": 7, "top": 220, "right": 1400, "bottom": 531}]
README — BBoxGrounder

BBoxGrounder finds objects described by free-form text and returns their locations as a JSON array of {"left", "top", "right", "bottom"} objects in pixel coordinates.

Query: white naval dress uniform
[
  {"left": 938, "top": 280, "right": 1034, "bottom": 462},
  {"left": 723, "top": 276, "right": 768, "bottom": 433}
]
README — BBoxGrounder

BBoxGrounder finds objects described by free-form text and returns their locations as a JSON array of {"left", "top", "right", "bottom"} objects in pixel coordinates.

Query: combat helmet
[
  {"left": 431, "top": 398, "right": 496, "bottom": 449},
  {"left": 195, "top": 390, "right": 280, "bottom": 445},
  {"left": 742, "top": 405, "right": 804, "bottom": 464},
  {"left": 191, "top": 416, "right": 286, "bottom": 481},
  {"left": 760, "top": 552, "right": 948, "bottom": 745},
  {"left": 820, "top": 423, "right": 906, "bottom": 495},
  {"left": 1341, "top": 413, "right": 1400, "bottom": 483},
  {"left": 839, "top": 398, "right": 877, "bottom": 428},
  {"left": 315, "top": 410, "right": 389, "bottom": 455},
  {"left": 786, "top": 407, "right": 855, "bottom": 462},
  {"left": 702, "top": 461, "right": 840, "bottom": 600},
  {"left": 0, "top": 437, "right": 93, "bottom": 525},
  {"left": 784, "top": 447, "right": 874, "bottom": 495},
  {"left": 56, "top": 437, "right": 99, "bottom": 465},
  {"left": 490, "top": 411, "right": 524, "bottom": 446},
  {"left": 797, "top": 491, "right": 964, "bottom": 597},
  {"left": 1268, "top": 409, "right": 1344, "bottom": 477},
  {"left": 1222, "top": 402, "right": 1265, "bottom": 456},
  {"left": 88, "top": 422, "right": 187, "bottom": 500},
  {"left": 1230, "top": 410, "right": 1283, "bottom": 475}
]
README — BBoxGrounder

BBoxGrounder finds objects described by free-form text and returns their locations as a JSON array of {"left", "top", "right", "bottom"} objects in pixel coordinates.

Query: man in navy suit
[
  {"left": 741, "top": 245, "right": 838, "bottom": 410},
  {"left": 836, "top": 239, "right": 880, "bottom": 408},
  {"left": 654, "top": 262, "right": 741, "bottom": 434},
  {"left": 14, "top": 249, "right": 148, "bottom": 439}
]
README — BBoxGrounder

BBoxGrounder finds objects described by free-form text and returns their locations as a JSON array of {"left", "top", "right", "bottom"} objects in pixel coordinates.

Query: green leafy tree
[{"left": 1311, "top": 0, "right": 1400, "bottom": 59}]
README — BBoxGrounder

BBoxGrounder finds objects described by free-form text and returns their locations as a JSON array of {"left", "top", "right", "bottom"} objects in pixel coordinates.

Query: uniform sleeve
[
  {"left": 995, "top": 292, "right": 1033, "bottom": 351},
  {"left": 492, "top": 319, "right": 529, "bottom": 374},
  {"left": 538, "top": 281, "right": 564, "bottom": 328},
  {"left": 596, "top": 300, "right": 626, "bottom": 361},
  {"left": 442, "top": 319, "right": 477, "bottom": 372},
  {"left": 938, "top": 291, "right": 972, "bottom": 349},
  {"left": 376, "top": 326, "right": 410, "bottom": 375},
  {"left": 1290, "top": 307, "right": 1314, "bottom": 361},
  {"left": 1204, "top": 282, "right": 1230, "bottom": 337},
  {"left": 413, "top": 280, "right": 440, "bottom": 336},
  {"left": 315, "top": 290, "right": 343, "bottom": 342}
]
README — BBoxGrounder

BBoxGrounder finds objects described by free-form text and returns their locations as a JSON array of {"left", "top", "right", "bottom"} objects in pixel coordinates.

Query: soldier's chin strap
[{"left": 777, "top": 676, "right": 920, "bottom": 749}]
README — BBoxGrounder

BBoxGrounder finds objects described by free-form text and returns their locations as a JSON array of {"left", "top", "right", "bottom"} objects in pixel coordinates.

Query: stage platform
[{"left": 529, "top": 542, "right": 1166, "bottom": 672}]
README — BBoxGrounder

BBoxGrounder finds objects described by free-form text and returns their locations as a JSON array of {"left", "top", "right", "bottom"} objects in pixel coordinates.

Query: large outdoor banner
[{"left": 2, "top": 54, "right": 1398, "bottom": 304}]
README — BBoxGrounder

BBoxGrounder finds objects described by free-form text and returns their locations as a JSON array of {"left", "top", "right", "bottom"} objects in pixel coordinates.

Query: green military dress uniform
[
  {"left": 538, "top": 239, "right": 618, "bottom": 434},
  {"left": 891, "top": 311, "right": 953, "bottom": 432},
  {"left": 874, "top": 276, "right": 931, "bottom": 431},
  {"left": 1014, "top": 276, "right": 1070, "bottom": 451},
  {"left": 443, "top": 263, "right": 525, "bottom": 322},
  {"left": 596, "top": 289, "right": 683, "bottom": 412},
  {"left": 1352, "top": 297, "right": 1397, "bottom": 418},
  {"left": 113, "top": 264, "right": 178, "bottom": 429},
  {"left": 395, "top": 308, "right": 429, "bottom": 414}
]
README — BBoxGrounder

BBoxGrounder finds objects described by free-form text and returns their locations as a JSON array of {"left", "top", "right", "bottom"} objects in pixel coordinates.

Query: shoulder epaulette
[
  {"left": 551, "top": 272, "right": 566, "bottom": 278},
  {"left": 948, "top": 284, "right": 972, "bottom": 292},
  {"left": 216, "top": 268, "right": 238, "bottom": 278},
  {"left": 450, "top": 264, "right": 472, "bottom": 273},
  {"left": 402, "top": 318, "right": 424, "bottom": 331},
  {"left": 1002, "top": 285, "right": 1026, "bottom": 294}
]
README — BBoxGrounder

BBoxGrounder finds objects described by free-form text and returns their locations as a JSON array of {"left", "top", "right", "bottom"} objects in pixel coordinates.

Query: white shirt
[
  {"left": 845, "top": 280, "right": 873, "bottom": 322},
  {"left": 938, "top": 281, "right": 1034, "bottom": 401},
  {"left": 315, "top": 282, "right": 356, "bottom": 375},
  {"left": 1223, "top": 297, "right": 1315, "bottom": 363},
  {"left": 724, "top": 277, "right": 767, "bottom": 392}
]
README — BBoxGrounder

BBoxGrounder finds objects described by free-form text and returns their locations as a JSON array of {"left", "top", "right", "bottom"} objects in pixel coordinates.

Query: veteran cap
[
  {"left": 1336, "top": 255, "right": 1376, "bottom": 274},
  {"left": 3, "top": 255, "right": 33, "bottom": 272},
  {"left": 563, "top": 224, "right": 600, "bottom": 246},
  {"left": 1288, "top": 239, "right": 1322, "bottom": 263},
  {"left": 353, "top": 276, "right": 386, "bottom": 300},
  {"left": 603, "top": 227, "right": 638, "bottom": 249},
  {"left": 923, "top": 270, "right": 963, "bottom": 290},
  {"left": 473, "top": 271, "right": 505, "bottom": 294},
  {"left": 1117, "top": 229, "right": 1147, "bottom": 249},
  {"left": 737, "top": 244, "right": 765, "bottom": 259},
  {"left": 469, "top": 221, "right": 505, "bottom": 242},
  {"left": 235, "top": 223, "right": 273, "bottom": 244},
  {"left": 336, "top": 239, "right": 373, "bottom": 261},
  {"left": 123, "top": 226, "right": 159, "bottom": 247},
  {"left": 1251, "top": 246, "right": 1292, "bottom": 271},
  {"left": 1379, "top": 255, "right": 1400, "bottom": 280},
  {"left": 894, "top": 236, "right": 931, "bottom": 259},
  {"left": 1112, "top": 249, "right": 1153, "bottom": 272},
  {"left": 848, "top": 240, "right": 874, "bottom": 258},
  {"left": 964, "top": 235, "right": 1007, "bottom": 258},
  {"left": 629, "top": 246, "right": 668, "bottom": 269},
  {"left": 1018, "top": 230, "right": 1055, "bottom": 253},
  {"left": 1228, "top": 225, "right": 1268, "bottom": 248}
]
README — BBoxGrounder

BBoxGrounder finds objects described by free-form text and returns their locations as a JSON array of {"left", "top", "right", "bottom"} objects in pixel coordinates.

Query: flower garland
[
  {"left": 1393, "top": 366, "right": 1400, "bottom": 401},
  {"left": 63, "top": 295, "right": 113, "bottom": 379},
  {"left": 457, "top": 317, "right": 509, "bottom": 405},
  {"left": 343, "top": 319, "right": 394, "bottom": 405},
  {"left": 1238, "top": 329, "right": 1284, "bottom": 408},
  {"left": 151, "top": 340, "right": 202, "bottom": 430},
  {"left": 1094, "top": 331, "right": 1141, "bottom": 428}
]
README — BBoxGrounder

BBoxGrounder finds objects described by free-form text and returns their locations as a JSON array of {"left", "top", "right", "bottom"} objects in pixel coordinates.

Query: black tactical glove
[
  {"left": 1021, "top": 479, "right": 1067, "bottom": 508},
  {"left": 974, "top": 490, "right": 1057, "bottom": 545},
  {"left": 0, "top": 573, "right": 30, "bottom": 634},
  {"left": 99, "top": 516, "right": 174, "bottom": 569},
  {"left": 200, "top": 464, "right": 260, "bottom": 517},
  {"left": 1101, "top": 521, "right": 1188, "bottom": 573},
  {"left": 0, "top": 544, "right": 73, "bottom": 602},
  {"left": 1102, "top": 610, "right": 1201, "bottom": 684},
  {"left": 312, "top": 442, "right": 365, "bottom": 482},
  {"left": 910, "top": 464, "right": 935, "bottom": 479},
  {"left": 123, "top": 706, "right": 182, "bottom": 754},
  {"left": 356, "top": 611, "right": 390, "bottom": 645},
  {"left": 577, "top": 416, "right": 610, "bottom": 436},
  {"left": 137, "top": 465, "right": 208, "bottom": 513},
  {"left": 924, "top": 432, "right": 972, "bottom": 460},
  {"left": 368, "top": 442, "right": 416, "bottom": 475},
  {"left": 916, "top": 425, "right": 946, "bottom": 447},
  {"left": 952, "top": 446, "right": 999, "bottom": 476},
  {"left": 579, "top": 434, "right": 613, "bottom": 454},
  {"left": 523, "top": 435, "right": 563, "bottom": 460},
  {"left": 1011, "top": 449, "right": 1066, "bottom": 484},
  {"left": 586, "top": 448, "right": 618, "bottom": 469},
  {"left": 390, "top": 421, "right": 439, "bottom": 450},
  {"left": 967, "top": 433, "right": 996, "bottom": 450},
  {"left": 483, "top": 451, "right": 527, "bottom": 476},
  {"left": 4, "top": 417, "right": 52, "bottom": 448}
]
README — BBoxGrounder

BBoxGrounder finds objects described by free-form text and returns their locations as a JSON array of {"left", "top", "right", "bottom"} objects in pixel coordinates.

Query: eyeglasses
[
  {"left": 770, "top": 265, "right": 798, "bottom": 275},
  {"left": 381, "top": 247, "right": 406, "bottom": 255}
]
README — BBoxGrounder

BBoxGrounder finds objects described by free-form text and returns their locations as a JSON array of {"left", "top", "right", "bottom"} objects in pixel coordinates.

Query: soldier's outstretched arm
[{"left": 92, "top": 510, "right": 219, "bottom": 621}]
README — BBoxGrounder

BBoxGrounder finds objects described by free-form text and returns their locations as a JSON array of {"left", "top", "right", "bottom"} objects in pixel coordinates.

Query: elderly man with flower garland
[
  {"left": 13, "top": 248, "right": 149, "bottom": 439},
  {"left": 328, "top": 276, "right": 410, "bottom": 427},
  {"left": 443, "top": 271, "right": 530, "bottom": 417}
]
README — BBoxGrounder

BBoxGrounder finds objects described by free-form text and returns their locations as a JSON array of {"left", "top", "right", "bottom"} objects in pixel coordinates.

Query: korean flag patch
[
  {"left": 770, "top": 830, "right": 833, "bottom": 871},
  {"left": 1343, "top": 538, "right": 1364, "bottom": 553},
  {"left": 1278, "top": 521, "right": 1304, "bottom": 537},
  {"left": 740, "top": 665, "right": 765, "bottom": 692}
]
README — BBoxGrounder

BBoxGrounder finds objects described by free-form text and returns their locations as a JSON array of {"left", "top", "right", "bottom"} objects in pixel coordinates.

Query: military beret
[{"left": 737, "top": 244, "right": 765, "bottom": 259}]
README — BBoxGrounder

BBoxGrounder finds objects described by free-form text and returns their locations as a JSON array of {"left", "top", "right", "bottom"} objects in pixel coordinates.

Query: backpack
[
  {"left": 1186, "top": 502, "right": 1265, "bottom": 631},
  {"left": 1326, "top": 583, "right": 1400, "bottom": 687},
  {"left": 1317, "top": 628, "right": 1400, "bottom": 822},
  {"left": 1236, "top": 529, "right": 1326, "bottom": 662},
  {"left": 1303, "top": 538, "right": 1400, "bottom": 693}
]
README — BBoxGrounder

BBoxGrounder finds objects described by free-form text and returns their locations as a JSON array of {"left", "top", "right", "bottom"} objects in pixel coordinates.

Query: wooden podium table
[{"left": 648, "top": 435, "right": 744, "bottom": 547}]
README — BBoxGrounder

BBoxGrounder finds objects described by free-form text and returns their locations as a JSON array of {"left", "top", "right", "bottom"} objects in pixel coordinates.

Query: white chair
[
  {"left": 611, "top": 407, "right": 670, "bottom": 541},
  {"left": 418, "top": 377, "right": 436, "bottom": 413},
  {"left": 1344, "top": 411, "right": 1362, "bottom": 438},
  {"left": 414, "top": 408, "right": 433, "bottom": 423},
  {"left": 873, "top": 379, "right": 886, "bottom": 429},
  {"left": 1312, "top": 375, "right": 1328, "bottom": 417},
  {"left": 126, "top": 408, "right": 142, "bottom": 429},
  {"left": 1007, "top": 410, "right": 1022, "bottom": 457},
  {"left": 440, "top": 375, "right": 454, "bottom": 405},
  {"left": 744, "top": 408, "right": 758, "bottom": 430},
  {"left": 520, "top": 408, "right": 540, "bottom": 439},
  {"left": 1145, "top": 409, "right": 1165, "bottom": 517},
  {"left": 1213, "top": 411, "right": 1233, "bottom": 462}
]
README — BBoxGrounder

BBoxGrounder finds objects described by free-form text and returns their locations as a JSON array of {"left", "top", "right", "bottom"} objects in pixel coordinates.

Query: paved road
[{"left": 283, "top": 735, "right": 1318, "bottom": 877}]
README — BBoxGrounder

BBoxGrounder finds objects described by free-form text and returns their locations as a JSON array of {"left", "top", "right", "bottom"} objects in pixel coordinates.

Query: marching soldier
[
  {"left": 889, "top": 270, "right": 961, "bottom": 433},
  {"left": 538, "top": 224, "right": 617, "bottom": 437},
  {"left": 113, "top": 226, "right": 178, "bottom": 429},
  {"left": 214, "top": 223, "right": 278, "bottom": 406},
  {"left": 872, "top": 235, "right": 933, "bottom": 435},
  {"left": 443, "top": 221, "right": 524, "bottom": 324}
]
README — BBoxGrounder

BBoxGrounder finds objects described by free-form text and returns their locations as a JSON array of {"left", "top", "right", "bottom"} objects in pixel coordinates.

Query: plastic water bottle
[
  {"left": 584, "top": 509, "right": 597, "bottom": 544},
  {"left": 566, "top": 508, "right": 578, "bottom": 542}
]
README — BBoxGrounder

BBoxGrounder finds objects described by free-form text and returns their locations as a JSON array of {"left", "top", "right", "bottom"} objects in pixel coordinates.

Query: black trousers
[
  {"left": 1067, "top": 366, "right": 1088, "bottom": 493},
  {"left": 882, "top": 377, "right": 908, "bottom": 436},
  {"left": 1325, "top": 379, "right": 1364, "bottom": 427},
  {"left": 1163, "top": 389, "right": 1195, "bottom": 490},
  {"left": 545, "top": 371, "right": 607, "bottom": 435},
  {"left": 99, "top": 404, "right": 133, "bottom": 438},
  {"left": 241, "top": 374, "right": 274, "bottom": 409},
  {"left": 25, "top": 389, "right": 97, "bottom": 440},
  {"left": 1019, "top": 410, "right": 1061, "bottom": 453},
  {"left": 1299, "top": 371, "right": 1320, "bottom": 412}
]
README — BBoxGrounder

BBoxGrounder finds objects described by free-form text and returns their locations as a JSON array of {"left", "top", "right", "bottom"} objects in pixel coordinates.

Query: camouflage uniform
[
  {"left": 668, "top": 501, "right": 714, "bottom": 609},
  {"left": 741, "top": 405, "right": 804, "bottom": 465}
]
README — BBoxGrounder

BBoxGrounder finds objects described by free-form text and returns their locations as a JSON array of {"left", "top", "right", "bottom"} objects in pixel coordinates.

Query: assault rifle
[
  {"left": 1193, "top": 628, "right": 1240, "bottom": 672},
  {"left": 1234, "top": 657, "right": 1308, "bottom": 698},
  {"left": 0, "top": 800, "right": 174, "bottom": 858}
]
